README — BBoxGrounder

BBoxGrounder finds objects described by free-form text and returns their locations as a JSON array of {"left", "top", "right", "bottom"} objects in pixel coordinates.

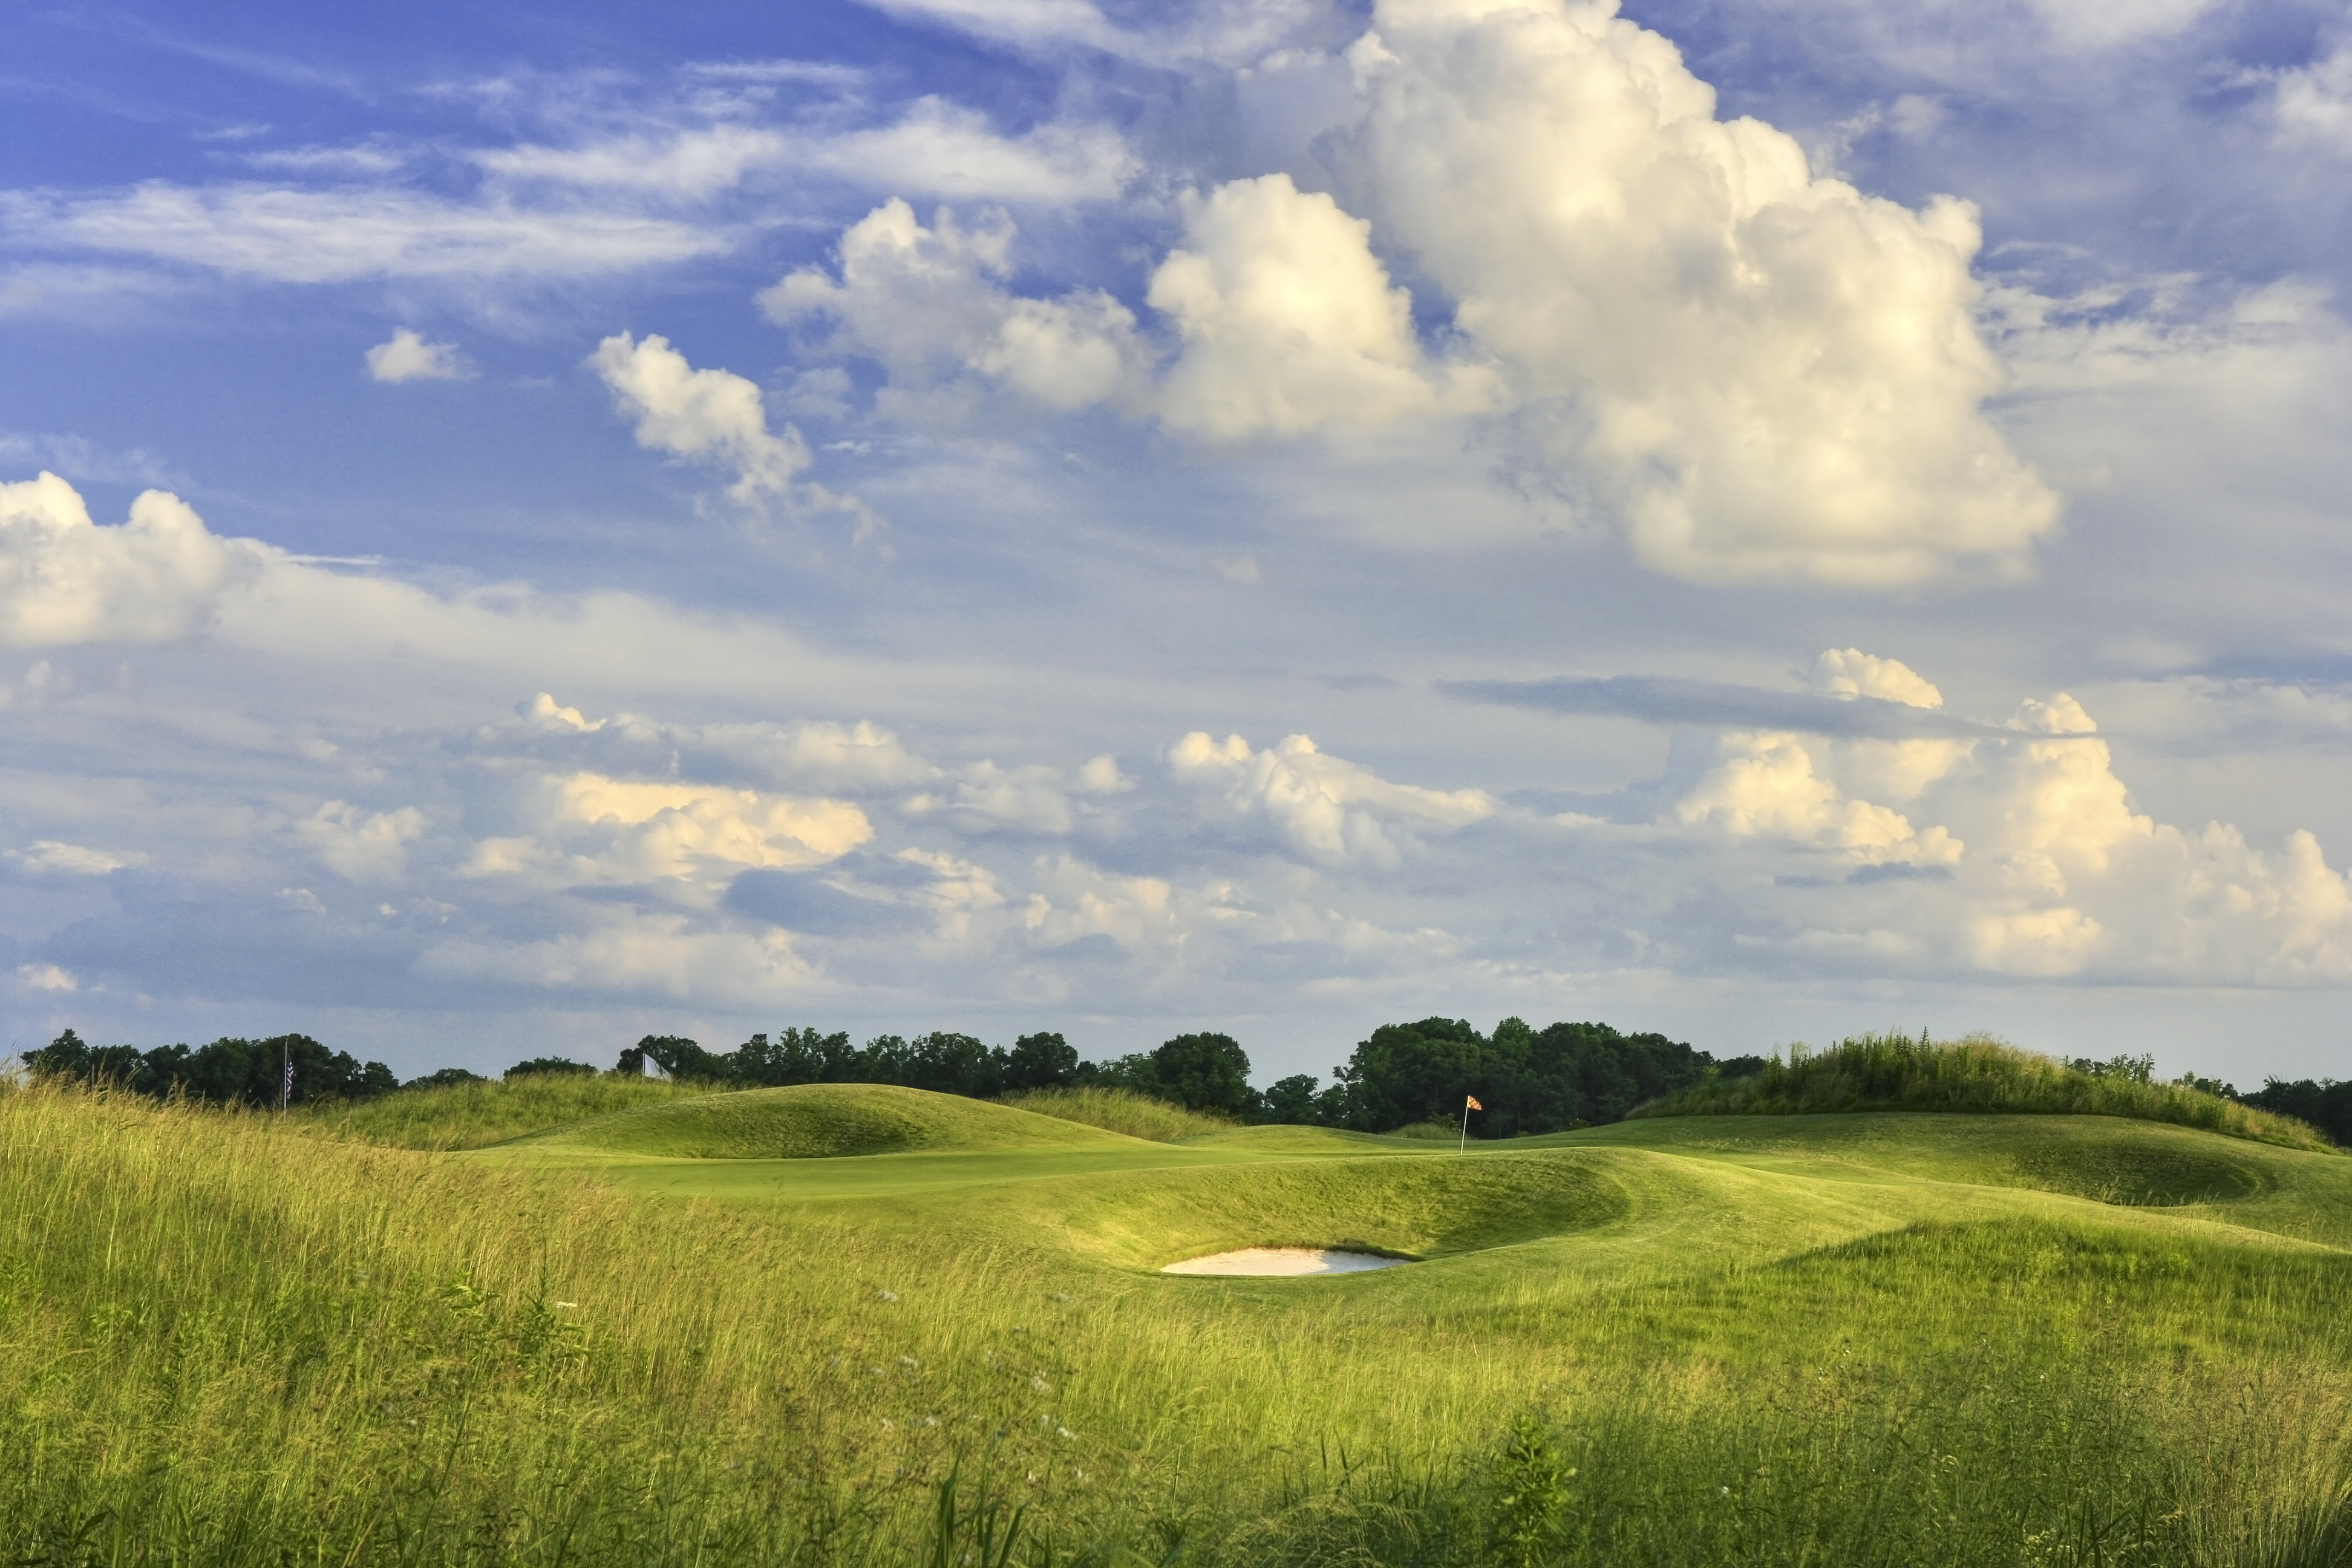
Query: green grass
[
  {"left": 1637, "top": 1031, "right": 2335, "bottom": 1152},
  {"left": 298, "top": 1070, "right": 721, "bottom": 1149},
  {"left": 8, "top": 1079, "right": 2352, "bottom": 1565},
  {"left": 995, "top": 1085, "right": 1238, "bottom": 1142},
  {"left": 519, "top": 1082, "right": 1148, "bottom": 1160}
]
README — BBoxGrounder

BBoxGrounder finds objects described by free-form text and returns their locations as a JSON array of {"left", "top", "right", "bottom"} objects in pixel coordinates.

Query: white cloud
[
  {"left": 591, "top": 332, "right": 812, "bottom": 504},
  {"left": 796, "top": 99, "right": 1136, "bottom": 203},
  {"left": 763, "top": 200, "right": 1151, "bottom": 415},
  {"left": 773, "top": 178, "right": 1488, "bottom": 435},
  {"left": 2025, "top": 0, "right": 2221, "bottom": 49},
  {"left": 855, "top": 0, "right": 1339, "bottom": 68},
  {"left": 858, "top": 0, "right": 1129, "bottom": 53},
  {"left": 590, "top": 334, "right": 884, "bottom": 537},
  {"left": 907, "top": 760, "right": 1077, "bottom": 834},
  {"left": 298, "top": 801, "right": 429, "bottom": 883},
  {"left": 9, "top": 840, "right": 144, "bottom": 876},
  {"left": 1651, "top": 653, "right": 2352, "bottom": 984},
  {"left": 473, "top": 123, "right": 794, "bottom": 198},
  {"left": 1349, "top": 0, "right": 2060, "bottom": 586},
  {"left": 419, "top": 912, "right": 818, "bottom": 1002},
  {"left": 1170, "top": 731, "right": 1493, "bottom": 867},
  {"left": 3, "top": 183, "right": 725, "bottom": 284},
  {"left": 1148, "top": 174, "right": 1491, "bottom": 438},
  {"left": 469, "top": 104, "right": 1130, "bottom": 206},
  {"left": 16, "top": 963, "right": 77, "bottom": 992},
  {"left": 2277, "top": 47, "right": 2352, "bottom": 152},
  {"left": 0, "top": 472, "right": 267, "bottom": 647},
  {"left": 1674, "top": 730, "right": 1963, "bottom": 866},
  {"left": 1811, "top": 647, "right": 1944, "bottom": 708},
  {"left": 466, "top": 772, "right": 871, "bottom": 892},
  {"left": 783, "top": 2, "right": 2058, "bottom": 585},
  {"left": 365, "top": 328, "right": 471, "bottom": 383}
]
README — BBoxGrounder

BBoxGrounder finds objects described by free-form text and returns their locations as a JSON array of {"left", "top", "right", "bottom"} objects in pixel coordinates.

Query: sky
[{"left": 4, "top": 0, "right": 2352, "bottom": 1087}]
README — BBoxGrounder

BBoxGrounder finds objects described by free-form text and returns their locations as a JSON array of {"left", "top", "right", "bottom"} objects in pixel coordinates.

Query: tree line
[
  {"left": 41, "top": 1017, "right": 2320, "bottom": 1145},
  {"left": 13, "top": 1016, "right": 1752, "bottom": 1135},
  {"left": 19, "top": 1029, "right": 397, "bottom": 1108}
]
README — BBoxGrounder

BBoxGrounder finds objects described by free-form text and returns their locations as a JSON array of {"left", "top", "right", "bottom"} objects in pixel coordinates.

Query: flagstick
[{"left": 1459, "top": 1102, "right": 1468, "bottom": 1155}]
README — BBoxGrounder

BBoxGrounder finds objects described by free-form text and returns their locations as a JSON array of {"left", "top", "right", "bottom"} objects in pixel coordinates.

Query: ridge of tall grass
[
  {"left": 995, "top": 1085, "right": 1237, "bottom": 1142},
  {"left": 295, "top": 1070, "right": 722, "bottom": 1149},
  {"left": 1632, "top": 1031, "right": 2336, "bottom": 1152},
  {"left": 10, "top": 1077, "right": 2352, "bottom": 1563}
]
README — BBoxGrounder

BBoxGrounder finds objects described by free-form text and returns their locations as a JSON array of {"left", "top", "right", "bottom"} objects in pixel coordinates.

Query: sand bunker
[{"left": 1160, "top": 1247, "right": 1406, "bottom": 1276}]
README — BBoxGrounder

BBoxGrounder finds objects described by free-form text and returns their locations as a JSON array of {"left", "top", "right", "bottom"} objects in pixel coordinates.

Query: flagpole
[{"left": 1459, "top": 1100, "right": 1468, "bottom": 1155}]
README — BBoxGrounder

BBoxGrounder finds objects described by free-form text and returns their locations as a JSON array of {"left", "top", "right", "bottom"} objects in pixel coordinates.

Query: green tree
[
  {"left": 504, "top": 1057, "right": 596, "bottom": 1079},
  {"left": 1148, "top": 1033, "right": 1257, "bottom": 1116},
  {"left": 1005, "top": 1031, "right": 1079, "bottom": 1091},
  {"left": 1258, "top": 1073, "right": 1321, "bottom": 1125}
]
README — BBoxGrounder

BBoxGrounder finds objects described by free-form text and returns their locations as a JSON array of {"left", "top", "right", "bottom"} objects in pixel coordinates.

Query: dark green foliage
[
  {"left": 2245, "top": 1077, "right": 2352, "bottom": 1148},
  {"left": 615, "top": 1027, "right": 1089, "bottom": 1101},
  {"left": 1259, "top": 1073, "right": 1321, "bottom": 1125},
  {"left": 20, "top": 1027, "right": 396, "bottom": 1106},
  {"left": 503, "top": 1057, "right": 598, "bottom": 1079},
  {"left": 1318, "top": 1016, "right": 1718, "bottom": 1135},
  {"left": 615, "top": 1035, "right": 734, "bottom": 1081},
  {"left": 1638, "top": 1031, "right": 2333, "bottom": 1152},
  {"left": 2068, "top": 1051, "right": 2156, "bottom": 1083},
  {"left": 1145, "top": 1032, "right": 1256, "bottom": 1116},
  {"left": 407, "top": 1066, "right": 485, "bottom": 1088},
  {"left": 1004, "top": 1031, "right": 1079, "bottom": 1092},
  {"left": 1489, "top": 1413, "right": 1572, "bottom": 1568}
]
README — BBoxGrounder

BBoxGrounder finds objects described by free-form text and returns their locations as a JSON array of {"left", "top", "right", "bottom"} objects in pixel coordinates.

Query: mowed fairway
[{"left": 8, "top": 1080, "right": 2352, "bottom": 1566}]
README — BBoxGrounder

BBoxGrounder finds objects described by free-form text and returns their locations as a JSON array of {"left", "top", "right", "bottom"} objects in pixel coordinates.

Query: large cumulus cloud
[{"left": 771, "top": 0, "right": 2059, "bottom": 586}]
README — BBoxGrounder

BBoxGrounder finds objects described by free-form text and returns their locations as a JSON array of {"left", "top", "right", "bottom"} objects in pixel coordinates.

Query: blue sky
[{"left": 5, "top": 0, "right": 2352, "bottom": 1085}]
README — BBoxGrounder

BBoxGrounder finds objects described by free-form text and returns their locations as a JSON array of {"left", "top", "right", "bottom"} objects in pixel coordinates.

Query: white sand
[{"left": 1160, "top": 1247, "right": 1407, "bottom": 1276}]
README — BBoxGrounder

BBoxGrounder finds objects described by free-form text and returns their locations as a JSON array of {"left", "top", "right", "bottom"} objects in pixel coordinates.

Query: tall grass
[
  {"left": 8, "top": 1078, "right": 2352, "bottom": 1564},
  {"left": 296, "top": 1071, "right": 720, "bottom": 1149},
  {"left": 1634, "top": 1031, "right": 2336, "bottom": 1152},
  {"left": 996, "top": 1085, "right": 1237, "bottom": 1142}
]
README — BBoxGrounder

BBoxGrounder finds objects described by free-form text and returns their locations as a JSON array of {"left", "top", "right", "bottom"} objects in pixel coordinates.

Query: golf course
[{"left": 8, "top": 1043, "right": 2352, "bottom": 1566}]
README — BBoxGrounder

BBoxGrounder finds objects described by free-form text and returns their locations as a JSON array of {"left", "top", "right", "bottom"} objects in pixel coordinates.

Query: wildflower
[
  {"left": 1030, "top": 1375, "right": 1051, "bottom": 1393},
  {"left": 898, "top": 1354, "right": 919, "bottom": 1368},
  {"left": 1057, "top": 1426, "right": 1075, "bottom": 1440},
  {"left": 1051, "top": 1292, "right": 1073, "bottom": 1303},
  {"left": 877, "top": 1289, "right": 900, "bottom": 1303}
]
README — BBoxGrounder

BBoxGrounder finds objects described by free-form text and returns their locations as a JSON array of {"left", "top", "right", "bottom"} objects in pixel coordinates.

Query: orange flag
[{"left": 1465, "top": 1094, "right": 1483, "bottom": 1111}]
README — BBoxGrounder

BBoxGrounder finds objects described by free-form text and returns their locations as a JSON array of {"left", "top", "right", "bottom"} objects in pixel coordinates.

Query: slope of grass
[
  {"left": 521, "top": 1081, "right": 1146, "bottom": 1160},
  {"left": 298, "top": 1071, "right": 719, "bottom": 1149},
  {"left": 996, "top": 1085, "right": 1238, "bottom": 1142},
  {"left": 1635, "top": 1031, "right": 2334, "bottom": 1152},
  {"left": 8, "top": 1080, "right": 2352, "bottom": 1566}
]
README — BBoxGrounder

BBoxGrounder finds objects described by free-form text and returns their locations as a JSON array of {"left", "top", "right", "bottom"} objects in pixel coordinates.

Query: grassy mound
[
  {"left": 17, "top": 1076, "right": 2352, "bottom": 1564},
  {"left": 521, "top": 1081, "right": 1142, "bottom": 1159},
  {"left": 1633, "top": 1033, "right": 2333, "bottom": 1152},
  {"left": 996, "top": 1085, "right": 1237, "bottom": 1142},
  {"left": 1047, "top": 1151, "right": 1632, "bottom": 1269},
  {"left": 299, "top": 1071, "right": 719, "bottom": 1150}
]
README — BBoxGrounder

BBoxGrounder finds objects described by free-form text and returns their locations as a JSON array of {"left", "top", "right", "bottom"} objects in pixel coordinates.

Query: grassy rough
[
  {"left": 523, "top": 1082, "right": 1144, "bottom": 1159},
  {"left": 997, "top": 1084, "right": 1238, "bottom": 1142},
  {"left": 10, "top": 1079, "right": 2352, "bottom": 1565},
  {"left": 1633, "top": 1032, "right": 2334, "bottom": 1152},
  {"left": 298, "top": 1071, "right": 720, "bottom": 1149}
]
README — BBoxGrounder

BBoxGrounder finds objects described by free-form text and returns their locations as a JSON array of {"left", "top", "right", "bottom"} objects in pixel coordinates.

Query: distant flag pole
[
  {"left": 1460, "top": 1094, "right": 1482, "bottom": 1154},
  {"left": 281, "top": 1042, "right": 292, "bottom": 1114}
]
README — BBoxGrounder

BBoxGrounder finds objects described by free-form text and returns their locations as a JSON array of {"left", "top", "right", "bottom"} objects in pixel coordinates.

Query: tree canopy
[{"left": 21, "top": 1028, "right": 397, "bottom": 1108}]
